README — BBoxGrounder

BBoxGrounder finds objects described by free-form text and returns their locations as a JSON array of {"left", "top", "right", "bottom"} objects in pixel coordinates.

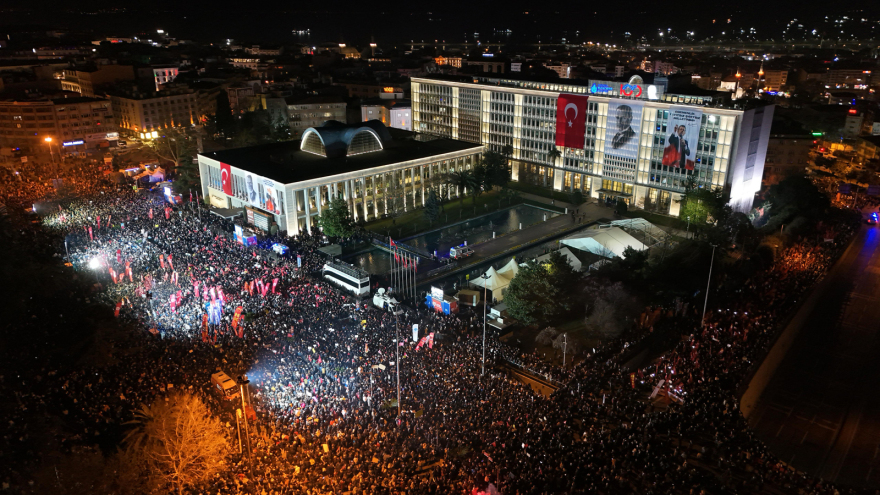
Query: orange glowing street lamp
[{"left": 43, "top": 136, "right": 58, "bottom": 164}]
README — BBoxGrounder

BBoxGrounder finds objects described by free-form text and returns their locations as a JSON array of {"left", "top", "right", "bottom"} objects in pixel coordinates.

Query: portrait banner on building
[
  {"left": 604, "top": 101, "right": 643, "bottom": 162},
  {"left": 244, "top": 172, "right": 282, "bottom": 215},
  {"left": 220, "top": 162, "right": 233, "bottom": 195},
  {"left": 554, "top": 94, "right": 589, "bottom": 149},
  {"left": 661, "top": 107, "right": 702, "bottom": 170}
]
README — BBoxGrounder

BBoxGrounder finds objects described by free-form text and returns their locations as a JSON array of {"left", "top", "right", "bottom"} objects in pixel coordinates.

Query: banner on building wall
[
  {"left": 220, "top": 162, "right": 233, "bottom": 195},
  {"left": 604, "top": 101, "right": 643, "bottom": 162},
  {"left": 661, "top": 107, "right": 702, "bottom": 170},
  {"left": 243, "top": 172, "right": 282, "bottom": 215},
  {"left": 554, "top": 94, "right": 589, "bottom": 149}
]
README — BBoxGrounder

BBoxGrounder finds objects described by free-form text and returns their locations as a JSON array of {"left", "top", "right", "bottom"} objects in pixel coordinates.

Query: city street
[{"left": 748, "top": 221, "right": 880, "bottom": 488}]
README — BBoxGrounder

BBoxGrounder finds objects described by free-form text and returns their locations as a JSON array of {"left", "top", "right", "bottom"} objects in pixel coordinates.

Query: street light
[
  {"left": 480, "top": 272, "right": 490, "bottom": 376},
  {"left": 237, "top": 375, "right": 252, "bottom": 462},
  {"left": 701, "top": 244, "right": 717, "bottom": 326},
  {"left": 44, "top": 136, "right": 57, "bottom": 165}
]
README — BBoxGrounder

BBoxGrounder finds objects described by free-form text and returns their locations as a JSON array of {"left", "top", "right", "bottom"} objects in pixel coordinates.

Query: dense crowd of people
[{"left": 0, "top": 161, "right": 866, "bottom": 494}]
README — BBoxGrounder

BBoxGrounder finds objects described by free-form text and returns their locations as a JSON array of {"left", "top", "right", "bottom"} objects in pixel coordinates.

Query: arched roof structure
[{"left": 300, "top": 120, "right": 392, "bottom": 158}]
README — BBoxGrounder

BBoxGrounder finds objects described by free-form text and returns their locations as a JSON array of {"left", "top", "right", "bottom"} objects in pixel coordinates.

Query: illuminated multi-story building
[
  {"left": 411, "top": 74, "right": 775, "bottom": 214},
  {"left": 0, "top": 96, "right": 115, "bottom": 152},
  {"left": 110, "top": 87, "right": 197, "bottom": 138},
  {"left": 198, "top": 121, "right": 482, "bottom": 235}
]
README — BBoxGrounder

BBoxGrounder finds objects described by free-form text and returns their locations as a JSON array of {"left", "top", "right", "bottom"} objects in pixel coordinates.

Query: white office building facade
[{"left": 411, "top": 76, "right": 774, "bottom": 214}]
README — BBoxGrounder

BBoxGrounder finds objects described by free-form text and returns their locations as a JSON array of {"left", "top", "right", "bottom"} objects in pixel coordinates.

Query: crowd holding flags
[{"left": 388, "top": 237, "right": 418, "bottom": 304}]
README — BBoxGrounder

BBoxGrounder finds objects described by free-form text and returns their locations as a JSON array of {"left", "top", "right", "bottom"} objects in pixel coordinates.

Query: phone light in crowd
[{"left": 89, "top": 258, "right": 102, "bottom": 270}]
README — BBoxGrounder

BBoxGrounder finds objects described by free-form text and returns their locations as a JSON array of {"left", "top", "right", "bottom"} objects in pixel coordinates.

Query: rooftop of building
[
  {"left": 414, "top": 73, "right": 766, "bottom": 110},
  {"left": 859, "top": 135, "right": 880, "bottom": 148},
  {"left": 770, "top": 118, "right": 811, "bottom": 137},
  {"left": 201, "top": 121, "right": 482, "bottom": 185},
  {"left": 284, "top": 95, "right": 346, "bottom": 106}
]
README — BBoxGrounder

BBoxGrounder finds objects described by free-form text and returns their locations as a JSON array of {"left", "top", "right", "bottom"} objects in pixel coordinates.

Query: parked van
[{"left": 211, "top": 371, "right": 240, "bottom": 400}]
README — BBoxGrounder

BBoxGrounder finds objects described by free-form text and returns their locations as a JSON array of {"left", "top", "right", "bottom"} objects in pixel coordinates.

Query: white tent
[
  {"left": 470, "top": 264, "right": 515, "bottom": 302},
  {"left": 535, "top": 247, "right": 583, "bottom": 271},
  {"left": 496, "top": 257, "right": 520, "bottom": 280},
  {"left": 561, "top": 227, "right": 646, "bottom": 259}
]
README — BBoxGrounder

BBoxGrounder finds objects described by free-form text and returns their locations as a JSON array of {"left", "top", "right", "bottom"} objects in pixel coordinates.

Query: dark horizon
[{"left": 1, "top": 2, "right": 878, "bottom": 47}]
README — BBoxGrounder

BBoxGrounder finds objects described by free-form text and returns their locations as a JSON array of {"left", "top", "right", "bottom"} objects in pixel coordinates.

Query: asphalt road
[{"left": 748, "top": 221, "right": 880, "bottom": 488}]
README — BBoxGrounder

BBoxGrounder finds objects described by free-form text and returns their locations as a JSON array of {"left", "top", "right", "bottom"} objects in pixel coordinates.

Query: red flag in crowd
[
  {"left": 149, "top": 208, "right": 153, "bottom": 220},
  {"left": 167, "top": 254, "right": 174, "bottom": 272},
  {"left": 116, "top": 249, "right": 122, "bottom": 264},
  {"left": 114, "top": 301, "right": 122, "bottom": 318},
  {"left": 159, "top": 254, "right": 165, "bottom": 270},
  {"left": 97, "top": 216, "right": 101, "bottom": 229},
  {"left": 88, "top": 226, "right": 93, "bottom": 241},
  {"left": 231, "top": 306, "right": 243, "bottom": 330},
  {"left": 272, "top": 278, "right": 279, "bottom": 294}
]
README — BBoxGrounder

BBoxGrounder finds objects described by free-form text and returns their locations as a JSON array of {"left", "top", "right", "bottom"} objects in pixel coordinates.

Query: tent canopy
[
  {"left": 535, "top": 247, "right": 583, "bottom": 271},
  {"left": 471, "top": 259, "right": 519, "bottom": 301},
  {"left": 561, "top": 227, "right": 646, "bottom": 259}
]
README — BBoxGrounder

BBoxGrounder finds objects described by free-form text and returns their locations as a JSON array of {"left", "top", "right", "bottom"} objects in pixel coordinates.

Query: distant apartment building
[
  {"left": 360, "top": 98, "right": 411, "bottom": 130},
  {"left": 654, "top": 61, "right": 679, "bottom": 76},
  {"left": 639, "top": 60, "right": 654, "bottom": 73},
  {"left": 60, "top": 65, "right": 135, "bottom": 97},
  {"left": 226, "top": 85, "right": 255, "bottom": 114},
  {"left": 546, "top": 63, "right": 572, "bottom": 79},
  {"left": 286, "top": 96, "right": 347, "bottom": 137},
  {"left": 244, "top": 45, "right": 282, "bottom": 56},
  {"left": 761, "top": 70, "right": 788, "bottom": 92},
  {"left": 340, "top": 82, "right": 405, "bottom": 99},
  {"left": 0, "top": 96, "right": 115, "bottom": 152},
  {"left": 229, "top": 58, "right": 270, "bottom": 75},
  {"left": 138, "top": 65, "right": 179, "bottom": 91},
  {"left": 110, "top": 87, "right": 197, "bottom": 137},
  {"left": 464, "top": 60, "right": 505, "bottom": 74},
  {"left": 800, "top": 68, "right": 872, "bottom": 88},
  {"left": 434, "top": 56, "right": 462, "bottom": 68},
  {"left": 762, "top": 120, "right": 812, "bottom": 185}
]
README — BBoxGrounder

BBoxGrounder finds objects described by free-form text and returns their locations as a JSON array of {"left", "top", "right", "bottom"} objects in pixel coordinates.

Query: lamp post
[
  {"left": 480, "top": 272, "right": 490, "bottom": 376},
  {"left": 238, "top": 375, "right": 252, "bottom": 461},
  {"left": 701, "top": 244, "right": 717, "bottom": 326},
  {"left": 393, "top": 309, "right": 402, "bottom": 417},
  {"left": 44, "top": 137, "right": 57, "bottom": 166},
  {"left": 562, "top": 333, "right": 568, "bottom": 368}
]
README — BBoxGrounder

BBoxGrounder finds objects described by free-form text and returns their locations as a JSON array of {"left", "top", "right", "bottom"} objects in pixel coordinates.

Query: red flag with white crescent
[
  {"left": 554, "top": 94, "right": 588, "bottom": 149},
  {"left": 220, "top": 162, "right": 233, "bottom": 195}
]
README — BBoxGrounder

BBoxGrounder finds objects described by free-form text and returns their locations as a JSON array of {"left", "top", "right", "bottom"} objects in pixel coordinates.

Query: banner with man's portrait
[
  {"left": 661, "top": 107, "right": 702, "bottom": 171},
  {"left": 243, "top": 173, "right": 282, "bottom": 215},
  {"left": 604, "top": 101, "right": 643, "bottom": 162}
]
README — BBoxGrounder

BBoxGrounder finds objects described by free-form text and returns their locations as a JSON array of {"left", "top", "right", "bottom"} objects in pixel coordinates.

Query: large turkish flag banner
[
  {"left": 554, "top": 94, "right": 589, "bottom": 149},
  {"left": 220, "top": 162, "right": 232, "bottom": 195}
]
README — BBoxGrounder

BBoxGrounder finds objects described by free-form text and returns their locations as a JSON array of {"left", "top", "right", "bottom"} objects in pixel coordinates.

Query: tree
[
  {"left": 765, "top": 175, "right": 829, "bottom": 223},
  {"left": 145, "top": 128, "right": 199, "bottom": 194},
  {"left": 582, "top": 279, "right": 638, "bottom": 339},
  {"left": 547, "top": 148, "right": 562, "bottom": 164},
  {"left": 317, "top": 196, "right": 355, "bottom": 238},
  {"left": 424, "top": 188, "right": 441, "bottom": 225},
  {"left": 679, "top": 177, "right": 728, "bottom": 227},
  {"left": 383, "top": 180, "right": 406, "bottom": 221},
  {"left": 535, "top": 326, "right": 559, "bottom": 346},
  {"left": 480, "top": 150, "right": 511, "bottom": 191},
  {"left": 214, "top": 91, "right": 234, "bottom": 137},
  {"left": 570, "top": 189, "right": 585, "bottom": 206},
  {"left": 147, "top": 128, "right": 198, "bottom": 168},
  {"left": 123, "top": 392, "right": 229, "bottom": 495},
  {"left": 504, "top": 252, "right": 580, "bottom": 326},
  {"left": 447, "top": 170, "right": 476, "bottom": 206}
]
